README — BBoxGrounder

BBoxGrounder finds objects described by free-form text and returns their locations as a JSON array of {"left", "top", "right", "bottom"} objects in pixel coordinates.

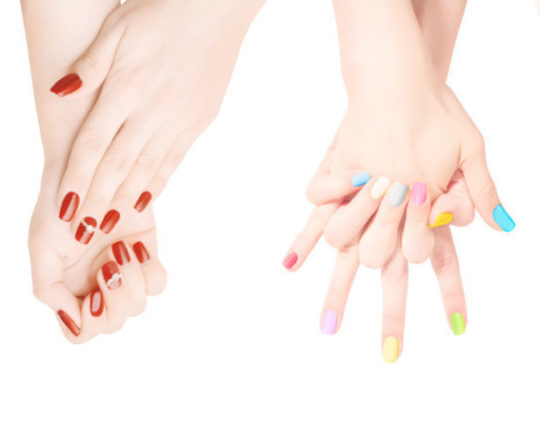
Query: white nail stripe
[
  {"left": 81, "top": 219, "right": 96, "bottom": 233},
  {"left": 106, "top": 273, "right": 121, "bottom": 288}
]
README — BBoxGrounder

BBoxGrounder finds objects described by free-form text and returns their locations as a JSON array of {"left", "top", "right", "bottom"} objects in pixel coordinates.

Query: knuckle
[
  {"left": 432, "top": 252, "right": 458, "bottom": 276},
  {"left": 76, "top": 127, "right": 106, "bottom": 154},
  {"left": 134, "top": 152, "right": 159, "bottom": 172},
  {"left": 103, "top": 149, "right": 133, "bottom": 172}
]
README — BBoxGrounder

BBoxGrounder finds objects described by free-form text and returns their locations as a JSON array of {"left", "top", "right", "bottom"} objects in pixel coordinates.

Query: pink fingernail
[
  {"left": 282, "top": 252, "right": 298, "bottom": 270},
  {"left": 411, "top": 182, "right": 427, "bottom": 206},
  {"left": 321, "top": 310, "right": 338, "bottom": 335}
]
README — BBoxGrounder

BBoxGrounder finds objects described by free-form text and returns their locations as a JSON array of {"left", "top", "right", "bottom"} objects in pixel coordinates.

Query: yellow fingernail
[
  {"left": 429, "top": 212, "right": 453, "bottom": 228},
  {"left": 382, "top": 336, "right": 399, "bottom": 363},
  {"left": 370, "top": 176, "right": 391, "bottom": 199}
]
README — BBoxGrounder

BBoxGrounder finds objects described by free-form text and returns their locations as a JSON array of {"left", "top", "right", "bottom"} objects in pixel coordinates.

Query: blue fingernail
[
  {"left": 351, "top": 172, "right": 371, "bottom": 187},
  {"left": 493, "top": 204, "right": 515, "bottom": 232}
]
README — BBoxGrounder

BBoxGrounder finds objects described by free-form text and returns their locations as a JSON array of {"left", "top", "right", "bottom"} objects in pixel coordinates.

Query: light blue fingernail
[
  {"left": 388, "top": 182, "right": 409, "bottom": 207},
  {"left": 493, "top": 204, "right": 515, "bottom": 232},
  {"left": 351, "top": 172, "right": 371, "bottom": 187}
]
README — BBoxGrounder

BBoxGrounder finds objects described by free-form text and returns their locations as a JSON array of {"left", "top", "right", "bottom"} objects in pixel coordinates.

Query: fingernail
[
  {"left": 411, "top": 182, "right": 427, "bottom": 206},
  {"left": 282, "top": 252, "right": 298, "bottom": 270},
  {"left": 112, "top": 241, "right": 131, "bottom": 265},
  {"left": 388, "top": 182, "right": 409, "bottom": 207},
  {"left": 493, "top": 204, "right": 515, "bottom": 232},
  {"left": 370, "top": 176, "right": 391, "bottom": 199},
  {"left": 99, "top": 210, "right": 121, "bottom": 234},
  {"left": 59, "top": 192, "right": 80, "bottom": 222},
  {"left": 450, "top": 312, "right": 466, "bottom": 336},
  {"left": 57, "top": 310, "right": 80, "bottom": 336},
  {"left": 429, "top": 212, "right": 453, "bottom": 228},
  {"left": 90, "top": 289, "right": 104, "bottom": 317},
  {"left": 134, "top": 191, "right": 152, "bottom": 212},
  {"left": 75, "top": 217, "right": 97, "bottom": 244},
  {"left": 133, "top": 241, "right": 150, "bottom": 263},
  {"left": 102, "top": 261, "right": 121, "bottom": 290},
  {"left": 321, "top": 310, "right": 338, "bottom": 335},
  {"left": 351, "top": 171, "right": 371, "bottom": 187},
  {"left": 383, "top": 337, "right": 399, "bottom": 363},
  {"left": 50, "top": 73, "right": 82, "bottom": 97}
]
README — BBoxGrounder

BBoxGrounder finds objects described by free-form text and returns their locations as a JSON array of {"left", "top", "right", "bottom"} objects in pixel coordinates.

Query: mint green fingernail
[{"left": 450, "top": 313, "right": 466, "bottom": 336}]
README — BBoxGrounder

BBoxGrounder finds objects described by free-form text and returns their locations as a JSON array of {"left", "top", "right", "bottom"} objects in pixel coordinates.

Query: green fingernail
[{"left": 450, "top": 312, "right": 466, "bottom": 336}]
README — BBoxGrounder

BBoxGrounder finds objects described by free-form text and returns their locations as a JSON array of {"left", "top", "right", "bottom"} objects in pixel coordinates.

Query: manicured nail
[
  {"left": 351, "top": 171, "right": 371, "bottom": 187},
  {"left": 493, "top": 204, "right": 515, "bottom": 232},
  {"left": 57, "top": 310, "right": 80, "bottom": 336},
  {"left": 429, "top": 212, "right": 453, "bottom": 228},
  {"left": 75, "top": 217, "right": 97, "bottom": 244},
  {"left": 99, "top": 210, "right": 121, "bottom": 234},
  {"left": 411, "top": 182, "right": 427, "bottom": 206},
  {"left": 134, "top": 191, "right": 152, "bottom": 212},
  {"left": 388, "top": 182, "right": 409, "bottom": 207},
  {"left": 282, "top": 252, "right": 298, "bottom": 270},
  {"left": 370, "top": 177, "right": 391, "bottom": 199},
  {"left": 90, "top": 289, "right": 104, "bottom": 317},
  {"left": 102, "top": 261, "right": 121, "bottom": 290},
  {"left": 450, "top": 312, "right": 466, "bottom": 336},
  {"left": 321, "top": 310, "right": 338, "bottom": 335},
  {"left": 59, "top": 192, "right": 80, "bottom": 222},
  {"left": 50, "top": 73, "right": 82, "bottom": 97},
  {"left": 133, "top": 241, "right": 150, "bottom": 264},
  {"left": 383, "top": 336, "right": 399, "bottom": 363},
  {"left": 112, "top": 241, "right": 131, "bottom": 265}
]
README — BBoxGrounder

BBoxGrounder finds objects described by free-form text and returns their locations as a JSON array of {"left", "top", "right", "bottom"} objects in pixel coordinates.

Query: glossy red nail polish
[
  {"left": 99, "top": 210, "right": 121, "bottom": 234},
  {"left": 90, "top": 289, "right": 104, "bottom": 317},
  {"left": 50, "top": 73, "right": 82, "bottom": 96},
  {"left": 57, "top": 310, "right": 80, "bottom": 336},
  {"left": 102, "top": 261, "right": 121, "bottom": 290},
  {"left": 75, "top": 217, "right": 97, "bottom": 245},
  {"left": 59, "top": 192, "right": 80, "bottom": 222},
  {"left": 112, "top": 241, "right": 131, "bottom": 265},
  {"left": 134, "top": 191, "right": 152, "bottom": 212},
  {"left": 133, "top": 241, "right": 150, "bottom": 264},
  {"left": 282, "top": 252, "right": 298, "bottom": 270}
]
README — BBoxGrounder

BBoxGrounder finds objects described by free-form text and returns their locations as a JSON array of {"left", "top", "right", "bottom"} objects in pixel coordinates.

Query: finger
[
  {"left": 77, "top": 288, "right": 108, "bottom": 343},
  {"left": 306, "top": 169, "right": 367, "bottom": 205},
  {"left": 402, "top": 182, "right": 434, "bottom": 263},
  {"left": 430, "top": 226, "right": 468, "bottom": 336},
  {"left": 429, "top": 171, "right": 474, "bottom": 228}
]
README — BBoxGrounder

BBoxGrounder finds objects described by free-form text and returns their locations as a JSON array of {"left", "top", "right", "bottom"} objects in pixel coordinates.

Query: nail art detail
[
  {"left": 102, "top": 261, "right": 121, "bottom": 290},
  {"left": 282, "top": 252, "right": 298, "bottom": 270},
  {"left": 133, "top": 242, "right": 150, "bottom": 264},
  {"left": 99, "top": 210, "right": 121, "bottom": 234},
  {"left": 351, "top": 172, "right": 371, "bottom": 187},
  {"left": 59, "top": 192, "right": 80, "bottom": 222},
  {"left": 388, "top": 182, "right": 409, "bottom": 207},
  {"left": 429, "top": 212, "right": 453, "bottom": 228},
  {"left": 321, "top": 310, "right": 338, "bottom": 335},
  {"left": 370, "top": 177, "right": 391, "bottom": 199},
  {"left": 57, "top": 310, "right": 80, "bottom": 336},
  {"left": 75, "top": 217, "right": 97, "bottom": 244},
  {"left": 134, "top": 191, "right": 152, "bottom": 212},
  {"left": 90, "top": 289, "right": 104, "bottom": 317},
  {"left": 112, "top": 241, "right": 131, "bottom": 265},
  {"left": 450, "top": 312, "right": 466, "bottom": 336},
  {"left": 50, "top": 73, "right": 82, "bottom": 97},
  {"left": 411, "top": 182, "right": 427, "bottom": 206},
  {"left": 383, "top": 337, "right": 399, "bottom": 363},
  {"left": 493, "top": 204, "right": 515, "bottom": 232}
]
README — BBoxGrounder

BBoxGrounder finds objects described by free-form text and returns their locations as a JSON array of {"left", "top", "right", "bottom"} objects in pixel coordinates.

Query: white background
[{"left": 1, "top": 1, "right": 540, "bottom": 444}]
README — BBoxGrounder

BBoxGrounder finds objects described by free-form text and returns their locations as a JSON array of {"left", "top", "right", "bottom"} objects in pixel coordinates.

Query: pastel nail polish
[
  {"left": 321, "top": 310, "right": 338, "bottom": 335},
  {"left": 370, "top": 177, "right": 391, "bottom": 199},
  {"left": 450, "top": 312, "right": 466, "bottom": 336},
  {"left": 134, "top": 191, "right": 152, "bottom": 212},
  {"left": 102, "top": 261, "right": 121, "bottom": 290},
  {"left": 493, "top": 204, "right": 515, "bottom": 232},
  {"left": 429, "top": 212, "right": 453, "bottom": 228},
  {"left": 411, "top": 182, "right": 427, "bottom": 206},
  {"left": 388, "top": 182, "right": 409, "bottom": 207},
  {"left": 50, "top": 73, "right": 82, "bottom": 96},
  {"left": 133, "top": 241, "right": 150, "bottom": 264},
  {"left": 75, "top": 217, "right": 97, "bottom": 244},
  {"left": 99, "top": 210, "right": 121, "bottom": 234},
  {"left": 282, "top": 252, "right": 298, "bottom": 270},
  {"left": 351, "top": 172, "right": 371, "bottom": 187},
  {"left": 59, "top": 192, "right": 80, "bottom": 222},
  {"left": 383, "top": 337, "right": 399, "bottom": 363},
  {"left": 90, "top": 289, "right": 104, "bottom": 317},
  {"left": 57, "top": 310, "right": 80, "bottom": 336}
]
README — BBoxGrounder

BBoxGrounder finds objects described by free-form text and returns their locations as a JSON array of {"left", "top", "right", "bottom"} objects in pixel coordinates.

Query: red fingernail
[
  {"left": 59, "top": 192, "right": 80, "bottom": 222},
  {"left": 90, "top": 289, "right": 104, "bottom": 317},
  {"left": 57, "top": 310, "right": 80, "bottom": 336},
  {"left": 99, "top": 210, "right": 120, "bottom": 234},
  {"left": 75, "top": 217, "right": 97, "bottom": 245},
  {"left": 282, "top": 252, "right": 298, "bottom": 270},
  {"left": 102, "top": 261, "right": 121, "bottom": 290},
  {"left": 134, "top": 191, "right": 152, "bottom": 212},
  {"left": 50, "top": 73, "right": 82, "bottom": 97},
  {"left": 112, "top": 241, "right": 131, "bottom": 265},
  {"left": 133, "top": 241, "right": 150, "bottom": 263}
]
